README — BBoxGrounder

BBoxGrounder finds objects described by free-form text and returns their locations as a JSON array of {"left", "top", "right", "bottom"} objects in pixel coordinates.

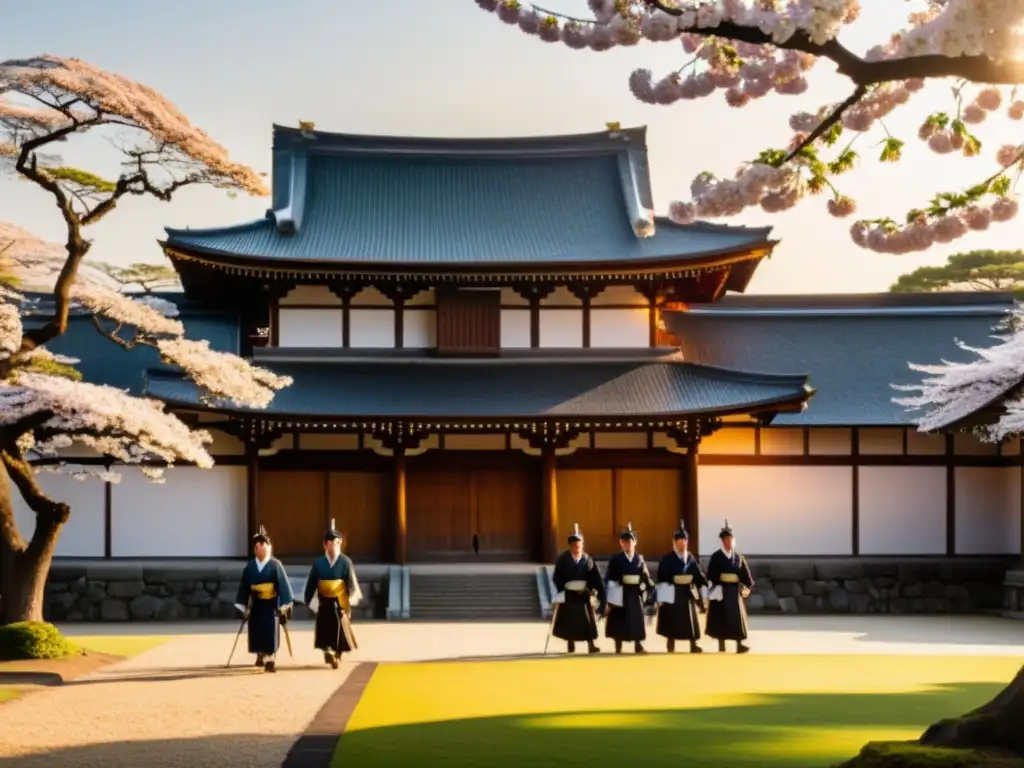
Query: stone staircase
[{"left": 409, "top": 572, "right": 541, "bottom": 621}]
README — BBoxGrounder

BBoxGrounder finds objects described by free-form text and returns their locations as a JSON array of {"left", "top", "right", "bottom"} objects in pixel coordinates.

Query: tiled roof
[
  {"left": 19, "top": 292, "right": 240, "bottom": 395},
  {"left": 143, "top": 357, "right": 811, "bottom": 420},
  {"left": 163, "top": 126, "right": 771, "bottom": 267},
  {"left": 664, "top": 292, "right": 1015, "bottom": 426}
]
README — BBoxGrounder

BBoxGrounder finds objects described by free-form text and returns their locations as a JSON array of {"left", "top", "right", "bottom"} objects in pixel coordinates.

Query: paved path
[{"left": 0, "top": 616, "right": 1021, "bottom": 766}]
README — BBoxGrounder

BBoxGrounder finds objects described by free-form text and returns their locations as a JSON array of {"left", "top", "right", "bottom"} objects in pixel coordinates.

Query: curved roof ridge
[
  {"left": 272, "top": 123, "right": 648, "bottom": 153},
  {"left": 164, "top": 216, "right": 272, "bottom": 239},
  {"left": 672, "top": 360, "right": 812, "bottom": 388},
  {"left": 654, "top": 216, "right": 774, "bottom": 238}
]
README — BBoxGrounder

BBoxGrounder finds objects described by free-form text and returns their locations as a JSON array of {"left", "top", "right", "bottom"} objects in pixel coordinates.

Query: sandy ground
[{"left": 0, "top": 615, "right": 1021, "bottom": 767}]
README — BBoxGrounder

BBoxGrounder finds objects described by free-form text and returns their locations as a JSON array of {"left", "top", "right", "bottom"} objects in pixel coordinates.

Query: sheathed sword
[
  {"left": 280, "top": 605, "right": 295, "bottom": 659},
  {"left": 226, "top": 596, "right": 252, "bottom": 668},
  {"left": 543, "top": 603, "right": 560, "bottom": 655}
]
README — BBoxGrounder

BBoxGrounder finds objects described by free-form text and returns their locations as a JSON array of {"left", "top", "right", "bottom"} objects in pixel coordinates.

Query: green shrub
[
  {"left": 0, "top": 622, "right": 81, "bottom": 661},
  {"left": 838, "top": 741, "right": 1024, "bottom": 768}
]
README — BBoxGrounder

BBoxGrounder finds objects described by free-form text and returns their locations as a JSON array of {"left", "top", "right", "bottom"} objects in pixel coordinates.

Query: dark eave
[
  {"left": 161, "top": 237, "right": 774, "bottom": 281},
  {"left": 143, "top": 358, "right": 812, "bottom": 424}
]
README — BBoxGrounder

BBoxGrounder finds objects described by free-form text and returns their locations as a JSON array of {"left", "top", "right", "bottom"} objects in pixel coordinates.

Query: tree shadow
[
  {"left": 0, "top": 734, "right": 295, "bottom": 767},
  {"left": 333, "top": 684, "right": 1009, "bottom": 768}
]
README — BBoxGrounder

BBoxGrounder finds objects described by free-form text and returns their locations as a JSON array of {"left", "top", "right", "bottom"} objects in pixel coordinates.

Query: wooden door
[
  {"left": 327, "top": 471, "right": 387, "bottom": 561},
  {"left": 257, "top": 470, "right": 326, "bottom": 557},
  {"left": 474, "top": 468, "right": 535, "bottom": 558},
  {"left": 556, "top": 469, "right": 615, "bottom": 557},
  {"left": 614, "top": 469, "right": 682, "bottom": 556},
  {"left": 407, "top": 468, "right": 475, "bottom": 557}
]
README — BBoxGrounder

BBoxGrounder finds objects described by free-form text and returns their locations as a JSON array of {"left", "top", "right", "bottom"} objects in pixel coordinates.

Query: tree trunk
[
  {"left": 919, "top": 664, "right": 1024, "bottom": 756},
  {"left": 0, "top": 544, "right": 48, "bottom": 624},
  {"left": 0, "top": 458, "right": 60, "bottom": 625}
]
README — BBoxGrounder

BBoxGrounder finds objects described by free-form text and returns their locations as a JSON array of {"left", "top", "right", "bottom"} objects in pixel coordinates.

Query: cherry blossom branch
[
  {"left": 783, "top": 85, "right": 867, "bottom": 162},
  {"left": 644, "top": 2, "right": 1024, "bottom": 86},
  {"left": 0, "top": 447, "right": 68, "bottom": 528}
]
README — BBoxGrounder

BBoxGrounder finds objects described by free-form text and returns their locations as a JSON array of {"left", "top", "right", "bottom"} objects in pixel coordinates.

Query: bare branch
[{"left": 783, "top": 85, "right": 867, "bottom": 162}]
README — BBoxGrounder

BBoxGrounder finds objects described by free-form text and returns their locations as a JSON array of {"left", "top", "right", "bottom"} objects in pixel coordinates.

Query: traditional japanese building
[{"left": 17, "top": 124, "right": 1023, "bottom": 577}]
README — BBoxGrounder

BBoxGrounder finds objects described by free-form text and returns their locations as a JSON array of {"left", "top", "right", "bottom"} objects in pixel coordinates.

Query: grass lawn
[
  {"left": 333, "top": 654, "right": 1022, "bottom": 768},
  {"left": 72, "top": 635, "right": 168, "bottom": 658},
  {"left": 0, "top": 688, "right": 19, "bottom": 703}
]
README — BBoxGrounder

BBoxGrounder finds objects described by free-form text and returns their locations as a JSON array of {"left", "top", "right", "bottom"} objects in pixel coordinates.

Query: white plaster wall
[
  {"left": 12, "top": 466, "right": 106, "bottom": 556},
  {"left": 277, "top": 309, "right": 343, "bottom": 348},
  {"left": 906, "top": 430, "right": 945, "bottom": 455},
  {"left": 698, "top": 466, "right": 853, "bottom": 555},
  {"left": 700, "top": 427, "right": 756, "bottom": 455},
  {"left": 859, "top": 428, "right": 904, "bottom": 455},
  {"left": 955, "top": 467, "right": 1021, "bottom": 555},
  {"left": 349, "top": 309, "right": 395, "bottom": 348},
  {"left": 500, "top": 309, "right": 531, "bottom": 348},
  {"left": 500, "top": 287, "right": 529, "bottom": 306},
  {"left": 760, "top": 428, "right": 805, "bottom": 456},
  {"left": 808, "top": 428, "right": 851, "bottom": 455},
  {"left": 403, "top": 309, "right": 436, "bottom": 349},
  {"left": 955, "top": 432, "right": 1000, "bottom": 456},
  {"left": 540, "top": 286, "right": 581, "bottom": 306},
  {"left": 351, "top": 286, "right": 392, "bottom": 306},
  {"left": 111, "top": 466, "right": 246, "bottom": 557},
  {"left": 590, "top": 309, "right": 650, "bottom": 348},
  {"left": 592, "top": 286, "right": 647, "bottom": 306},
  {"left": 858, "top": 466, "right": 946, "bottom": 554},
  {"left": 539, "top": 310, "right": 583, "bottom": 347},
  {"left": 279, "top": 285, "right": 341, "bottom": 306}
]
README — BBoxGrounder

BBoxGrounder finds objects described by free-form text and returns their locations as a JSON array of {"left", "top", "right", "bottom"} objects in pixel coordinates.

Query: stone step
[{"left": 410, "top": 573, "right": 539, "bottom": 620}]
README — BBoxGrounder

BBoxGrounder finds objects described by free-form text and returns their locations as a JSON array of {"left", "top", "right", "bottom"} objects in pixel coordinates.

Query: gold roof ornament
[{"left": 299, "top": 120, "right": 316, "bottom": 133}]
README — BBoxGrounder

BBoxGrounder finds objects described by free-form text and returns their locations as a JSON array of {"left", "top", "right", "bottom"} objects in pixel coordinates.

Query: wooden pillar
[
  {"left": 103, "top": 478, "right": 112, "bottom": 559},
  {"left": 685, "top": 443, "right": 700, "bottom": 556},
  {"left": 542, "top": 448, "right": 559, "bottom": 562},
  {"left": 245, "top": 442, "right": 260, "bottom": 555},
  {"left": 393, "top": 448, "right": 408, "bottom": 564},
  {"left": 851, "top": 428, "right": 860, "bottom": 556},
  {"left": 946, "top": 433, "right": 956, "bottom": 556}
]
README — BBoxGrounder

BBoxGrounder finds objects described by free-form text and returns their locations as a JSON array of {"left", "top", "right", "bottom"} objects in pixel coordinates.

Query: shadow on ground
[
  {"left": 0, "top": 734, "right": 294, "bottom": 767},
  {"left": 333, "top": 684, "right": 1008, "bottom": 768}
]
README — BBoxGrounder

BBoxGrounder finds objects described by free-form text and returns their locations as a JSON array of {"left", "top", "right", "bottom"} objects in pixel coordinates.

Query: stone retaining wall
[
  {"left": 741, "top": 557, "right": 1012, "bottom": 614},
  {"left": 42, "top": 564, "right": 389, "bottom": 622}
]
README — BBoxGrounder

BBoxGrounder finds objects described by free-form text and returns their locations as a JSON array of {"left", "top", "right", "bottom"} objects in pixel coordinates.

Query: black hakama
[
  {"left": 303, "top": 554, "right": 361, "bottom": 654},
  {"left": 705, "top": 549, "right": 754, "bottom": 642},
  {"left": 551, "top": 551, "right": 605, "bottom": 642},
  {"left": 604, "top": 552, "right": 654, "bottom": 643},
  {"left": 655, "top": 552, "right": 707, "bottom": 641},
  {"left": 235, "top": 558, "right": 294, "bottom": 656}
]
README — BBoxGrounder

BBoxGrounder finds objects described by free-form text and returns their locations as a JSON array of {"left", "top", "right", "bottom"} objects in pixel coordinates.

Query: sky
[{"left": 1, "top": 0, "right": 1023, "bottom": 294}]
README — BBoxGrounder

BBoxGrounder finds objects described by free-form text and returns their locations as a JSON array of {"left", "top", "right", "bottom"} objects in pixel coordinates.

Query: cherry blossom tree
[
  {"left": 481, "top": 1, "right": 1024, "bottom": 758},
  {"left": 479, "top": 0, "right": 1023, "bottom": 255},
  {"left": 0, "top": 55, "right": 288, "bottom": 626}
]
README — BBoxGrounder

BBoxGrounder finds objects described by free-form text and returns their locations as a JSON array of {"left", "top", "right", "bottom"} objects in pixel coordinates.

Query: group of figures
[
  {"left": 231, "top": 520, "right": 360, "bottom": 673},
  {"left": 550, "top": 519, "right": 754, "bottom": 655}
]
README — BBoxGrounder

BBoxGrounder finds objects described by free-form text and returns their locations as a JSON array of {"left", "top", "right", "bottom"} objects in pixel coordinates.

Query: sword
[
  {"left": 226, "top": 597, "right": 251, "bottom": 668},
  {"left": 280, "top": 608, "right": 294, "bottom": 659},
  {"left": 543, "top": 603, "right": 561, "bottom": 655}
]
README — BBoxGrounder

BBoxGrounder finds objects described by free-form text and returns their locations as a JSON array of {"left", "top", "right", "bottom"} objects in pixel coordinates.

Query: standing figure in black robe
[
  {"left": 604, "top": 522, "right": 655, "bottom": 654},
  {"left": 304, "top": 519, "right": 362, "bottom": 669},
  {"left": 551, "top": 523, "right": 605, "bottom": 654},
  {"left": 655, "top": 521, "right": 708, "bottom": 653},
  {"left": 233, "top": 526, "right": 294, "bottom": 673},
  {"left": 705, "top": 519, "right": 754, "bottom": 654}
]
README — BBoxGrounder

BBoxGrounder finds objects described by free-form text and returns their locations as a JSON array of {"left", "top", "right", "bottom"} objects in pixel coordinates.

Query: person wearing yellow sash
[
  {"left": 233, "top": 526, "right": 294, "bottom": 673},
  {"left": 303, "top": 520, "right": 362, "bottom": 669},
  {"left": 655, "top": 521, "right": 708, "bottom": 653},
  {"left": 705, "top": 520, "right": 754, "bottom": 654}
]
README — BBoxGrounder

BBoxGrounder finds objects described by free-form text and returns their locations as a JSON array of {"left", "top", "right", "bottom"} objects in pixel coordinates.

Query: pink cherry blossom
[
  {"left": 991, "top": 196, "right": 1020, "bottom": 222},
  {"left": 996, "top": 145, "right": 1022, "bottom": 167},
  {"left": 827, "top": 197, "right": 857, "bottom": 217},
  {"left": 962, "top": 103, "right": 987, "bottom": 124}
]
